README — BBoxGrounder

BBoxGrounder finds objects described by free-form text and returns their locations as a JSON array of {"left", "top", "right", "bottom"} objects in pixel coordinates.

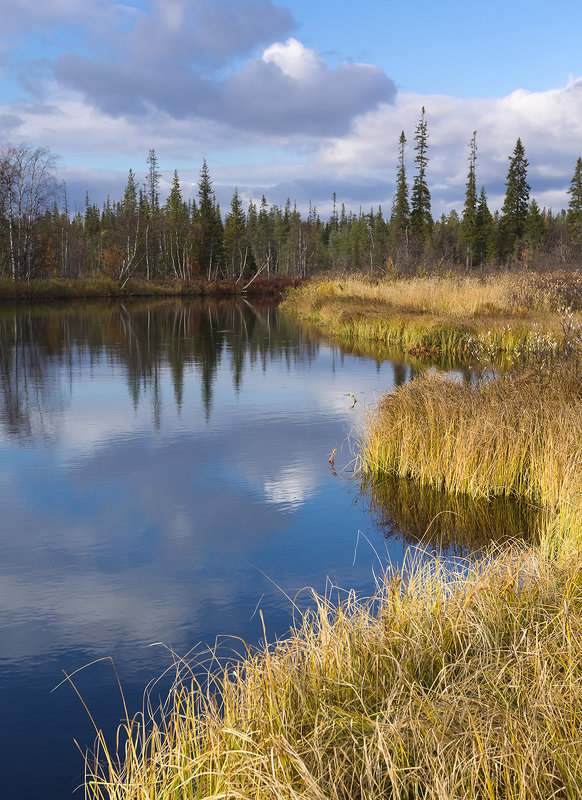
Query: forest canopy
[{"left": 1, "top": 115, "right": 582, "bottom": 284}]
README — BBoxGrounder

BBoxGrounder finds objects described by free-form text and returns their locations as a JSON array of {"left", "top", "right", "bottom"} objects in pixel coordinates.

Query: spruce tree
[
  {"left": 145, "top": 149, "right": 161, "bottom": 213},
  {"left": 474, "top": 186, "right": 495, "bottom": 265},
  {"left": 499, "top": 138, "right": 530, "bottom": 259},
  {"left": 459, "top": 132, "right": 478, "bottom": 267},
  {"left": 163, "top": 170, "right": 191, "bottom": 279},
  {"left": 165, "top": 170, "right": 187, "bottom": 221},
  {"left": 329, "top": 192, "right": 339, "bottom": 231},
  {"left": 410, "top": 107, "right": 432, "bottom": 245},
  {"left": 223, "top": 187, "right": 247, "bottom": 278},
  {"left": 390, "top": 130, "right": 410, "bottom": 258},
  {"left": 524, "top": 198, "right": 547, "bottom": 251},
  {"left": 144, "top": 149, "right": 161, "bottom": 279},
  {"left": 567, "top": 157, "right": 582, "bottom": 245},
  {"left": 253, "top": 194, "right": 273, "bottom": 274},
  {"left": 121, "top": 168, "right": 138, "bottom": 213},
  {"left": 116, "top": 168, "right": 143, "bottom": 284},
  {"left": 195, "top": 159, "right": 223, "bottom": 278}
]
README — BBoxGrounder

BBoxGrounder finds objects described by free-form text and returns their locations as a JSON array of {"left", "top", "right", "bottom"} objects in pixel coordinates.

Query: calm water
[{"left": 0, "top": 299, "right": 529, "bottom": 799}]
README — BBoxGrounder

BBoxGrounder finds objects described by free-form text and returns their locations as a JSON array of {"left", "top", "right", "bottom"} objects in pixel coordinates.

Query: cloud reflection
[{"left": 0, "top": 300, "right": 398, "bottom": 672}]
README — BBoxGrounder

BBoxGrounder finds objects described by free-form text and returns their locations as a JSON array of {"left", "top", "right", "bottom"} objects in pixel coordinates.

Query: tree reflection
[{"left": 0, "top": 299, "right": 320, "bottom": 440}]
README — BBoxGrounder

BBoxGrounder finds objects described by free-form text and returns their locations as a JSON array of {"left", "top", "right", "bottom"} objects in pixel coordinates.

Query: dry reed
[
  {"left": 86, "top": 547, "right": 582, "bottom": 799},
  {"left": 358, "top": 364, "right": 582, "bottom": 505}
]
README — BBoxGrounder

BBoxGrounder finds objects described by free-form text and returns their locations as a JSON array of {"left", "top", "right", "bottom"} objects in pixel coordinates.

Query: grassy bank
[
  {"left": 358, "top": 360, "right": 582, "bottom": 561},
  {"left": 0, "top": 275, "right": 301, "bottom": 301},
  {"left": 280, "top": 272, "right": 582, "bottom": 362},
  {"left": 87, "top": 547, "right": 582, "bottom": 799},
  {"left": 358, "top": 363, "right": 582, "bottom": 507}
]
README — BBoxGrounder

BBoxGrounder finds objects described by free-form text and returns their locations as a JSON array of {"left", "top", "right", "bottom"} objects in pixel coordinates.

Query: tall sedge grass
[
  {"left": 358, "top": 361, "right": 582, "bottom": 560},
  {"left": 359, "top": 363, "right": 582, "bottom": 506},
  {"left": 86, "top": 547, "right": 582, "bottom": 799},
  {"left": 282, "top": 272, "right": 582, "bottom": 318},
  {"left": 282, "top": 274, "right": 519, "bottom": 318}
]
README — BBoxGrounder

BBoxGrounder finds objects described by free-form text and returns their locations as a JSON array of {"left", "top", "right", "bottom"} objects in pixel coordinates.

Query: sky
[{"left": 1, "top": 0, "right": 581, "bottom": 218}]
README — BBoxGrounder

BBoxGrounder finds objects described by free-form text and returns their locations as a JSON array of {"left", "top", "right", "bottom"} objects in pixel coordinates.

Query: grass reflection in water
[{"left": 361, "top": 474, "right": 544, "bottom": 556}]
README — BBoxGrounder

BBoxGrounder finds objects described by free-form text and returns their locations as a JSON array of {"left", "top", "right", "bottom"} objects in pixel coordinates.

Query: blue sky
[{"left": 1, "top": 0, "right": 581, "bottom": 216}]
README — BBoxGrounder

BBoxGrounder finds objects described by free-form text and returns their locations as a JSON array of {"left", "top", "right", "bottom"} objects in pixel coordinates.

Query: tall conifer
[
  {"left": 224, "top": 187, "right": 247, "bottom": 278},
  {"left": 410, "top": 107, "right": 432, "bottom": 244},
  {"left": 144, "top": 148, "right": 161, "bottom": 278},
  {"left": 195, "top": 159, "right": 223, "bottom": 278},
  {"left": 390, "top": 131, "right": 410, "bottom": 256},
  {"left": 460, "top": 132, "right": 478, "bottom": 267},
  {"left": 474, "top": 186, "right": 495, "bottom": 265},
  {"left": 499, "top": 138, "right": 530, "bottom": 258}
]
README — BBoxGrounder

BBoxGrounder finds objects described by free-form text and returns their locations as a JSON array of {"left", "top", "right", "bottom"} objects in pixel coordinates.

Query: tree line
[{"left": 1, "top": 114, "right": 582, "bottom": 284}]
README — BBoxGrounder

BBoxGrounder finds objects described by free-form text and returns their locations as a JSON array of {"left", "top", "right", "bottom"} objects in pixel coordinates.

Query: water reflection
[
  {"left": 361, "top": 474, "right": 543, "bottom": 555},
  {"left": 0, "top": 299, "right": 319, "bottom": 439},
  {"left": 293, "top": 319, "right": 476, "bottom": 386}
]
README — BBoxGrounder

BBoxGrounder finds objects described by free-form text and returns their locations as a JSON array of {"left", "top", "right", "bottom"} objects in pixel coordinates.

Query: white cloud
[
  {"left": 318, "top": 79, "right": 582, "bottom": 214},
  {"left": 262, "top": 37, "right": 322, "bottom": 80},
  {"left": 2, "top": 37, "right": 581, "bottom": 218}
]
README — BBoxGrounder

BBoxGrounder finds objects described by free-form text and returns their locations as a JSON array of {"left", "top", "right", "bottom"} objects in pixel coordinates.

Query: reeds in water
[{"left": 358, "top": 362, "right": 582, "bottom": 511}]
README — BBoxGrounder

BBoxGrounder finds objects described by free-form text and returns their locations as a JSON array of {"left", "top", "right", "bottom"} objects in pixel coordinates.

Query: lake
[{"left": 0, "top": 298, "right": 531, "bottom": 798}]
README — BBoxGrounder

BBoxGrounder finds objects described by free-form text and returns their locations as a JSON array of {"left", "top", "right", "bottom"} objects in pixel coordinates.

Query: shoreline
[
  {"left": 0, "top": 275, "right": 303, "bottom": 302},
  {"left": 279, "top": 272, "right": 581, "bottom": 364}
]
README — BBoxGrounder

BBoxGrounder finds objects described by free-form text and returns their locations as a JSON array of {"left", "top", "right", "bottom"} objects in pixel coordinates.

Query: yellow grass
[
  {"left": 86, "top": 547, "right": 582, "bottom": 800},
  {"left": 280, "top": 273, "right": 582, "bottom": 362},
  {"left": 359, "top": 364, "right": 581, "bottom": 504}
]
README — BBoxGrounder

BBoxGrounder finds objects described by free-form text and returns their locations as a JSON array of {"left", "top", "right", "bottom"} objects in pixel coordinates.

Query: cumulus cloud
[
  {"left": 6, "top": 78, "right": 582, "bottom": 218},
  {"left": 319, "top": 78, "right": 582, "bottom": 214},
  {"left": 216, "top": 39, "right": 395, "bottom": 135},
  {"left": 50, "top": 0, "right": 297, "bottom": 117},
  {"left": 2, "top": 0, "right": 581, "bottom": 220},
  {"left": 51, "top": 5, "right": 395, "bottom": 136},
  {"left": 8, "top": 0, "right": 393, "bottom": 137}
]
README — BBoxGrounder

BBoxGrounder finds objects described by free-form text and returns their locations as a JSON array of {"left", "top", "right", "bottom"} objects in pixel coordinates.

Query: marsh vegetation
[
  {"left": 280, "top": 271, "right": 582, "bottom": 363},
  {"left": 86, "top": 546, "right": 582, "bottom": 800}
]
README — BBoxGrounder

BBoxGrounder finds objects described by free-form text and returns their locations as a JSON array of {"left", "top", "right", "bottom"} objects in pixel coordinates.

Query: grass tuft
[
  {"left": 358, "top": 362, "right": 582, "bottom": 510},
  {"left": 86, "top": 547, "right": 582, "bottom": 799}
]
